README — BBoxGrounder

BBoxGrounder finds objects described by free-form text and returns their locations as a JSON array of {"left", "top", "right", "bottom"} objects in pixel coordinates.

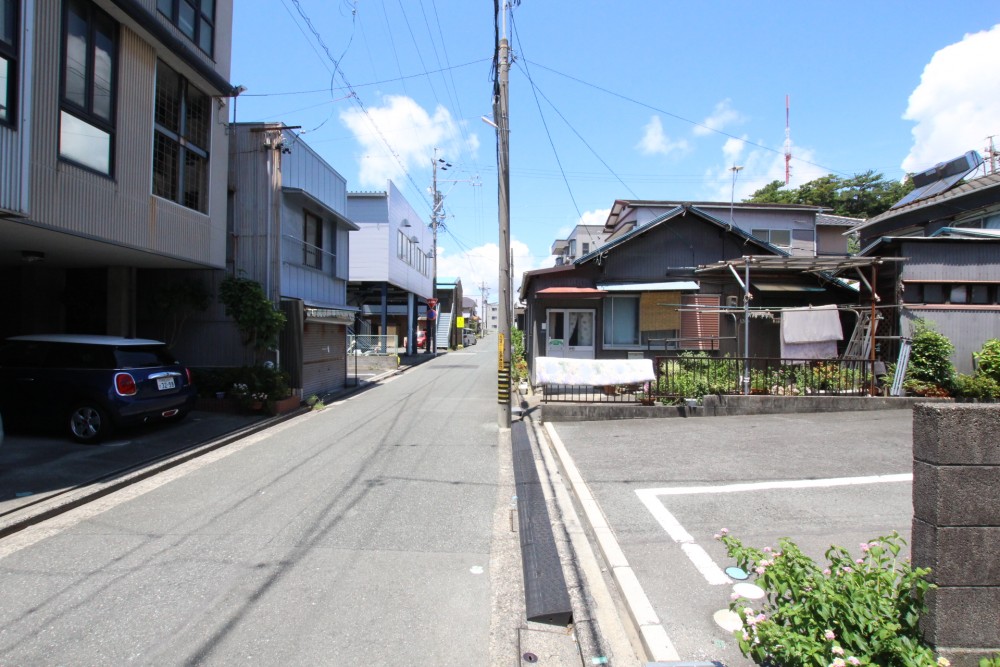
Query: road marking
[
  {"left": 543, "top": 423, "right": 680, "bottom": 662},
  {"left": 636, "top": 473, "right": 913, "bottom": 586}
]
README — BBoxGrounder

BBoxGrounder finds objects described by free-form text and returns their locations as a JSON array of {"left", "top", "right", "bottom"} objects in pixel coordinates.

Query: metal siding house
[
  {"left": 519, "top": 203, "right": 861, "bottom": 385},
  {"left": 856, "top": 167, "right": 1000, "bottom": 374},
  {"left": 213, "top": 123, "right": 359, "bottom": 398},
  {"left": 346, "top": 181, "right": 434, "bottom": 354},
  {"left": 602, "top": 200, "right": 859, "bottom": 257},
  {"left": 0, "top": 0, "right": 235, "bottom": 342}
]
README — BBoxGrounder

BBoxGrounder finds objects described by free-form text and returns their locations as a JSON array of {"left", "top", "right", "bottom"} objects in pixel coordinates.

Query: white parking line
[{"left": 635, "top": 473, "right": 913, "bottom": 586}]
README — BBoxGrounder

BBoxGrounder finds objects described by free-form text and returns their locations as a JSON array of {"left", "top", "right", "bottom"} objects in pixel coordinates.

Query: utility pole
[
  {"left": 479, "top": 282, "right": 490, "bottom": 334},
  {"left": 431, "top": 150, "right": 450, "bottom": 295},
  {"left": 494, "top": 4, "right": 512, "bottom": 427}
]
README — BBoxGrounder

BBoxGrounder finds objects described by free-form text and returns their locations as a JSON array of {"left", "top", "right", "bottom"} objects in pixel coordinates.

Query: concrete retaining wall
[
  {"left": 912, "top": 403, "right": 1000, "bottom": 666},
  {"left": 540, "top": 395, "right": 949, "bottom": 422}
]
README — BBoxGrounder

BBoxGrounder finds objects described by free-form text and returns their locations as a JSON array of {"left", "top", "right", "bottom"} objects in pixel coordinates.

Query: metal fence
[
  {"left": 348, "top": 334, "right": 401, "bottom": 356},
  {"left": 539, "top": 355, "right": 880, "bottom": 404},
  {"left": 653, "top": 355, "right": 878, "bottom": 400}
]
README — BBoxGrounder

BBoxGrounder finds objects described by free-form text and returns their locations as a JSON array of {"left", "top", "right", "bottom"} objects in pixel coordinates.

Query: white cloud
[
  {"left": 636, "top": 116, "right": 690, "bottom": 156},
  {"left": 705, "top": 141, "right": 826, "bottom": 202},
  {"left": 435, "top": 238, "right": 538, "bottom": 304},
  {"left": 577, "top": 208, "right": 610, "bottom": 227},
  {"left": 722, "top": 136, "right": 747, "bottom": 167},
  {"left": 340, "top": 95, "right": 478, "bottom": 188},
  {"left": 902, "top": 24, "right": 1000, "bottom": 173},
  {"left": 694, "top": 99, "right": 744, "bottom": 137}
]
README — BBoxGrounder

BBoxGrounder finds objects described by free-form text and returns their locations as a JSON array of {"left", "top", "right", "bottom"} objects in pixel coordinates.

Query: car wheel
[{"left": 68, "top": 402, "right": 111, "bottom": 444}]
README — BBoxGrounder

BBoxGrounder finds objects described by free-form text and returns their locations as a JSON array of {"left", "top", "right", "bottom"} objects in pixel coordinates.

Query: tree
[
  {"left": 746, "top": 171, "right": 913, "bottom": 219},
  {"left": 219, "top": 274, "right": 287, "bottom": 363}
]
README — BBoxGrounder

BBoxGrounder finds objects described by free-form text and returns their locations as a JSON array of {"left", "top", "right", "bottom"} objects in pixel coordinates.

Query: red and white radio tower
[{"left": 784, "top": 95, "right": 792, "bottom": 185}]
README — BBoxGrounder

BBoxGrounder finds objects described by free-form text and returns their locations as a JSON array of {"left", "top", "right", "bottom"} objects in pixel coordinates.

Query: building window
[
  {"left": 0, "top": 0, "right": 16, "bottom": 127},
  {"left": 153, "top": 60, "right": 210, "bottom": 213},
  {"left": 603, "top": 296, "right": 639, "bottom": 347},
  {"left": 157, "top": 0, "right": 214, "bottom": 56},
  {"left": 751, "top": 228, "right": 791, "bottom": 248},
  {"left": 904, "top": 282, "right": 1000, "bottom": 306},
  {"left": 60, "top": 0, "right": 117, "bottom": 174},
  {"left": 304, "top": 211, "right": 322, "bottom": 269},
  {"left": 582, "top": 242, "right": 590, "bottom": 255}
]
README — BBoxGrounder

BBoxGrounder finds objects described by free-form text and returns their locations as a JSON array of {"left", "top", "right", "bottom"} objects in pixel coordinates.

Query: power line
[
  {"left": 239, "top": 58, "right": 490, "bottom": 98},
  {"left": 509, "top": 10, "right": 583, "bottom": 220},
  {"left": 521, "top": 58, "right": 854, "bottom": 179},
  {"left": 288, "top": 0, "right": 435, "bottom": 216}
]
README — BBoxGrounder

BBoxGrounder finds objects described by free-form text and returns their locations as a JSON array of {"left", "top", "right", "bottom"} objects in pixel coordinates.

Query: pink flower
[
  {"left": 823, "top": 568, "right": 832, "bottom": 576},
  {"left": 830, "top": 659, "right": 846, "bottom": 667},
  {"left": 755, "top": 566, "right": 766, "bottom": 575},
  {"left": 842, "top": 566, "right": 853, "bottom": 574},
  {"left": 720, "top": 528, "right": 729, "bottom": 535},
  {"left": 763, "top": 546, "right": 772, "bottom": 553},
  {"left": 832, "top": 646, "right": 845, "bottom": 656},
  {"left": 730, "top": 593, "right": 741, "bottom": 600},
  {"left": 856, "top": 558, "right": 865, "bottom": 565},
  {"left": 713, "top": 533, "right": 721, "bottom": 540},
  {"left": 860, "top": 542, "right": 871, "bottom": 553},
  {"left": 824, "top": 629, "right": 836, "bottom": 641},
  {"left": 848, "top": 658, "right": 861, "bottom": 666}
]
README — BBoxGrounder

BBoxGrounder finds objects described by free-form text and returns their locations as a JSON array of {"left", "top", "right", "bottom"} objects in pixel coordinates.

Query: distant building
[
  {"left": 346, "top": 182, "right": 434, "bottom": 354},
  {"left": 217, "top": 123, "right": 359, "bottom": 397},
  {"left": 601, "top": 200, "right": 860, "bottom": 257},
  {"left": 551, "top": 225, "right": 608, "bottom": 265}
]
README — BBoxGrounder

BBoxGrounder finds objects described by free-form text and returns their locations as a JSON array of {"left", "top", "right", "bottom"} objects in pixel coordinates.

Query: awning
[
  {"left": 597, "top": 281, "right": 699, "bottom": 292},
  {"left": 536, "top": 287, "right": 607, "bottom": 298},
  {"left": 282, "top": 188, "right": 360, "bottom": 231},
  {"left": 304, "top": 306, "right": 356, "bottom": 324},
  {"left": 752, "top": 282, "right": 826, "bottom": 293}
]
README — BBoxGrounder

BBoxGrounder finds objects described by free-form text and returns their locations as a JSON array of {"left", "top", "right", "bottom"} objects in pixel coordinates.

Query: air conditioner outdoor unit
[{"left": 726, "top": 295, "right": 739, "bottom": 307}]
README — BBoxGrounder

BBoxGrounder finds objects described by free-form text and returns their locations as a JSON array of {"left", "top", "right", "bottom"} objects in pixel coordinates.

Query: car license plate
[{"left": 157, "top": 377, "right": 176, "bottom": 390}]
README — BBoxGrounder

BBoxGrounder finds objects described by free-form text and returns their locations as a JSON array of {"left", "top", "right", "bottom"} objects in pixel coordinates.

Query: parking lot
[{"left": 547, "top": 409, "right": 915, "bottom": 665}]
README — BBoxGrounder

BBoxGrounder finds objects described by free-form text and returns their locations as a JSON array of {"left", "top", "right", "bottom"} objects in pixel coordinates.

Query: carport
[{"left": 695, "top": 255, "right": 904, "bottom": 394}]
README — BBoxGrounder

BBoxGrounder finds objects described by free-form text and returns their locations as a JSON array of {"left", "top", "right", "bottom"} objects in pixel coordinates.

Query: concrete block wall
[{"left": 912, "top": 403, "right": 1000, "bottom": 666}]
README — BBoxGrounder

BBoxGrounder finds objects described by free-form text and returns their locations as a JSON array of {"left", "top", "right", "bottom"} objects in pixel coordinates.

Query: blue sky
[{"left": 231, "top": 2, "right": 1000, "bottom": 302}]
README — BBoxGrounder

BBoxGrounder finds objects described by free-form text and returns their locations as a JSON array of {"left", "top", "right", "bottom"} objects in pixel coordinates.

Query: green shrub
[
  {"left": 973, "top": 338, "right": 1000, "bottom": 384},
  {"left": 718, "top": 530, "right": 942, "bottom": 667},
  {"left": 953, "top": 373, "right": 1000, "bottom": 401},
  {"left": 907, "top": 319, "right": 955, "bottom": 392}
]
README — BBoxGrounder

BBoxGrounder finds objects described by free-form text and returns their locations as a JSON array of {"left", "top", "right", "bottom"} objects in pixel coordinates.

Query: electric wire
[
  {"left": 522, "top": 58, "right": 854, "bottom": 179},
  {"left": 509, "top": 10, "right": 582, "bottom": 221},
  {"left": 288, "top": 0, "right": 435, "bottom": 216},
  {"left": 513, "top": 57, "right": 639, "bottom": 201},
  {"left": 238, "top": 59, "right": 490, "bottom": 98},
  {"left": 380, "top": 0, "right": 409, "bottom": 97}
]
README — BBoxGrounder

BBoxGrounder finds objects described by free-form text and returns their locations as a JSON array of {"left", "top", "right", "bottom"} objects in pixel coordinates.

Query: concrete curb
[{"left": 542, "top": 421, "right": 681, "bottom": 664}]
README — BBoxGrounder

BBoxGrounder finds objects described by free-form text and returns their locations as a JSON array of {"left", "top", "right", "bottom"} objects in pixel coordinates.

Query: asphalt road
[
  {"left": 0, "top": 341, "right": 515, "bottom": 666},
  {"left": 548, "top": 409, "right": 915, "bottom": 666}
]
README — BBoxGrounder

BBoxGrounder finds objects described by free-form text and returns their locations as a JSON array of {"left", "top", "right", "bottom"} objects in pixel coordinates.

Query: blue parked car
[{"left": 0, "top": 334, "right": 197, "bottom": 443}]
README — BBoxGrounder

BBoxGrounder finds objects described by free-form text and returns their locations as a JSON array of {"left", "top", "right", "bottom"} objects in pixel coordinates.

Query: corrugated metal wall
[
  {"left": 0, "top": 125, "right": 22, "bottom": 212},
  {"left": 301, "top": 321, "right": 346, "bottom": 397},
  {"left": 25, "top": 16, "right": 227, "bottom": 267},
  {"left": 901, "top": 241, "right": 1000, "bottom": 281}
]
